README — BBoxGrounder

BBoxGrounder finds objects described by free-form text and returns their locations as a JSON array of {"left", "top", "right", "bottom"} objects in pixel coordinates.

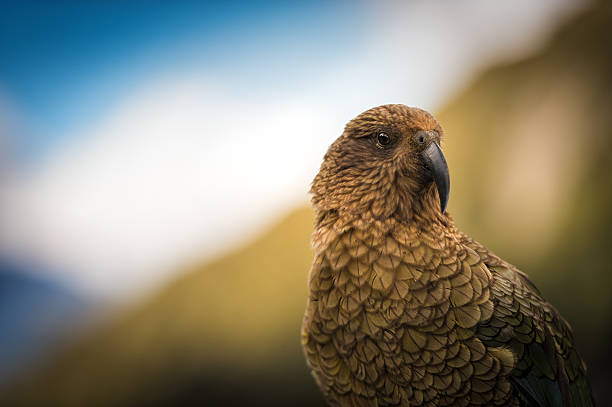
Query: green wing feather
[
  {"left": 477, "top": 264, "right": 594, "bottom": 406},
  {"left": 458, "top": 234, "right": 594, "bottom": 406}
]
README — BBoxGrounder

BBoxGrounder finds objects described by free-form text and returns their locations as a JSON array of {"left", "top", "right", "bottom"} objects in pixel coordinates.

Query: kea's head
[{"left": 311, "top": 104, "right": 450, "bottom": 223}]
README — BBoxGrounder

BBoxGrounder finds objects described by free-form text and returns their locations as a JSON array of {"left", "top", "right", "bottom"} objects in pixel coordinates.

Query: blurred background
[{"left": 0, "top": 0, "right": 610, "bottom": 405}]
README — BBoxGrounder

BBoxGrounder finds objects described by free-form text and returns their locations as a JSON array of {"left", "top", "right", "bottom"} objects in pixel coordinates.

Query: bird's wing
[{"left": 459, "top": 234, "right": 594, "bottom": 407}]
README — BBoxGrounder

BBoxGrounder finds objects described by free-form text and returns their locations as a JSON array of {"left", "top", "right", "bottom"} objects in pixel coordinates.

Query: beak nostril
[{"left": 415, "top": 130, "right": 429, "bottom": 145}]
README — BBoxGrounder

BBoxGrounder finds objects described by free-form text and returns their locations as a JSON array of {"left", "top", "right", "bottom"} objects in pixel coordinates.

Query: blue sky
[
  {"left": 0, "top": 1, "right": 364, "bottom": 159},
  {"left": 0, "top": 1, "right": 583, "bottom": 299}
]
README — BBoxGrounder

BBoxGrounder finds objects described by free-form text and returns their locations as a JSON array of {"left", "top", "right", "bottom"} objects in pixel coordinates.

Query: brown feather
[{"left": 302, "top": 105, "right": 592, "bottom": 406}]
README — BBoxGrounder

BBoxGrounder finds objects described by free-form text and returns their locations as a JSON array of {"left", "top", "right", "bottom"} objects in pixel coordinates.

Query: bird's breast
[{"left": 303, "top": 220, "right": 500, "bottom": 405}]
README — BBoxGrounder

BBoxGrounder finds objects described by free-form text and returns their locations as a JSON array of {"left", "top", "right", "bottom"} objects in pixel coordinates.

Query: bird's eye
[
  {"left": 418, "top": 135, "right": 425, "bottom": 144},
  {"left": 376, "top": 132, "right": 391, "bottom": 147}
]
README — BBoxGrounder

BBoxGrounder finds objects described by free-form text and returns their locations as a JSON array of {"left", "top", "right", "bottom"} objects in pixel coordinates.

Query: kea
[{"left": 301, "top": 105, "right": 593, "bottom": 406}]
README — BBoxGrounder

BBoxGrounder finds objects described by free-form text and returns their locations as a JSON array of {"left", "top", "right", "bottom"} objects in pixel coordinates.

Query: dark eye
[
  {"left": 418, "top": 135, "right": 425, "bottom": 144},
  {"left": 376, "top": 132, "right": 390, "bottom": 147}
]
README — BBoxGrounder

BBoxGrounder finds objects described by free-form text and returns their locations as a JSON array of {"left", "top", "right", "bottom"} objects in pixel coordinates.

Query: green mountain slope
[
  {"left": 3, "top": 1, "right": 611, "bottom": 405},
  {"left": 2, "top": 207, "right": 325, "bottom": 406}
]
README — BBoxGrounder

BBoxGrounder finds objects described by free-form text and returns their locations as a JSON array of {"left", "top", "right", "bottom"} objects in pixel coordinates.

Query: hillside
[
  {"left": 3, "top": 1, "right": 611, "bottom": 405},
  {"left": 1, "top": 207, "right": 324, "bottom": 406},
  {"left": 437, "top": 2, "right": 612, "bottom": 399}
]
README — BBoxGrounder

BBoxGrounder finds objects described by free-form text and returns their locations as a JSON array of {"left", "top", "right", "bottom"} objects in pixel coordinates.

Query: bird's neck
[
  {"left": 313, "top": 183, "right": 455, "bottom": 239},
  {"left": 397, "top": 182, "right": 453, "bottom": 228},
  {"left": 313, "top": 210, "right": 457, "bottom": 257}
]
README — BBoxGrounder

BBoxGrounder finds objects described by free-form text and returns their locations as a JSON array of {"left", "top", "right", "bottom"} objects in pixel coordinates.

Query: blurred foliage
[{"left": 2, "top": 1, "right": 611, "bottom": 405}]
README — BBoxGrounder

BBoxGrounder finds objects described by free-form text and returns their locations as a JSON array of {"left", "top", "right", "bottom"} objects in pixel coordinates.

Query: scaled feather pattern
[{"left": 301, "top": 105, "right": 593, "bottom": 407}]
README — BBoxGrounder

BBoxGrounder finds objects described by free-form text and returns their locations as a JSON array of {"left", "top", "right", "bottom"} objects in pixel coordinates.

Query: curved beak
[{"left": 421, "top": 142, "right": 450, "bottom": 213}]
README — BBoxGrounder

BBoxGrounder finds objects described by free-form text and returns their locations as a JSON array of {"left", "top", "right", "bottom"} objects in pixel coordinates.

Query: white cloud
[
  {"left": 0, "top": 78, "right": 339, "bottom": 298},
  {"left": 0, "top": 0, "right": 584, "bottom": 299}
]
